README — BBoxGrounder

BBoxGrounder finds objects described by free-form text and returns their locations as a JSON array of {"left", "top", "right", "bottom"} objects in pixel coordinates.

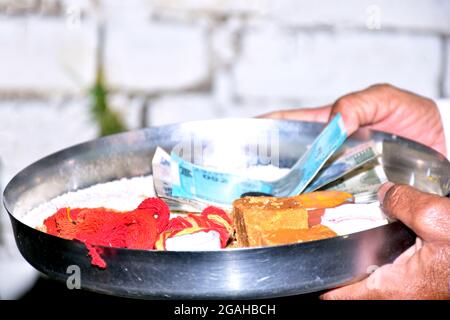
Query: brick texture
[
  {"left": 0, "top": 17, "right": 97, "bottom": 95},
  {"left": 0, "top": 99, "right": 96, "bottom": 185},
  {"left": 104, "top": 21, "right": 209, "bottom": 93},
  {"left": 233, "top": 29, "right": 441, "bottom": 104}
]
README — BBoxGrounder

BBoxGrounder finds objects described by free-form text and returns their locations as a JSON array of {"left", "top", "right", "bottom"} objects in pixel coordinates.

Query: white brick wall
[
  {"left": 150, "top": 0, "right": 450, "bottom": 33},
  {"left": 0, "top": 0, "right": 448, "bottom": 184},
  {"left": 0, "top": 16, "right": 97, "bottom": 95},
  {"left": 105, "top": 21, "right": 209, "bottom": 93},
  {"left": 265, "top": 0, "right": 450, "bottom": 34},
  {"left": 146, "top": 94, "right": 220, "bottom": 126},
  {"left": 146, "top": 92, "right": 304, "bottom": 126},
  {"left": 233, "top": 29, "right": 441, "bottom": 104},
  {"left": 108, "top": 94, "right": 146, "bottom": 129},
  {"left": 149, "top": 0, "right": 269, "bottom": 16},
  {"left": 217, "top": 100, "right": 300, "bottom": 118},
  {"left": 211, "top": 17, "right": 242, "bottom": 68},
  {"left": 0, "top": 99, "right": 96, "bottom": 186},
  {"left": 0, "top": 0, "right": 448, "bottom": 175}
]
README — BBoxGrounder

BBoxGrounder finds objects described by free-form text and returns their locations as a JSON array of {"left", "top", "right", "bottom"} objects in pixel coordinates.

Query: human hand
[
  {"left": 321, "top": 182, "right": 450, "bottom": 300},
  {"left": 260, "top": 84, "right": 447, "bottom": 156}
]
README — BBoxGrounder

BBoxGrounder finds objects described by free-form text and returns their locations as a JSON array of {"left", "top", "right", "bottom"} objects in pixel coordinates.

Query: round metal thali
[{"left": 3, "top": 119, "right": 450, "bottom": 299}]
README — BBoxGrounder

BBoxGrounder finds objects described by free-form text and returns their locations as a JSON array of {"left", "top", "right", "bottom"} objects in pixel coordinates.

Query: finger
[
  {"left": 320, "top": 276, "right": 377, "bottom": 300},
  {"left": 258, "top": 105, "right": 331, "bottom": 122},
  {"left": 378, "top": 183, "right": 450, "bottom": 241},
  {"left": 322, "top": 243, "right": 450, "bottom": 300},
  {"left": 392, "top": 237, "right": 422, "bottom": 265},
  {"left": 320, "top": 264, "right": 400, "bottom": 300},
  {"left": 328, "top": 84, "right": 397, "bottom": 135}
]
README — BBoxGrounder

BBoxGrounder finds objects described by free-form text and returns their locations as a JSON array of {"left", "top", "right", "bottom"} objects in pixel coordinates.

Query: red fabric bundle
[
  {"left": 43, "top": 198, "right": 170, "bottom": 268},
  {"left": 42, "top": 199, "right": 232, "bottom": 268},
  {"left": 137, "top": 197, "right": 170, "bottom": 233},
  {"left": 155, "top": 206, "right": 233, "bottom": 250}
]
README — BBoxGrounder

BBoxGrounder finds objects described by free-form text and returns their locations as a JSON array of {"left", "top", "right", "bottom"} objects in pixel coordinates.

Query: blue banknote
[
  {"left": 171, "top": 114, "right": 348, "bottom": 204},
  {"left": 171, "top": 152, "right": 274, "bottom": 204}
]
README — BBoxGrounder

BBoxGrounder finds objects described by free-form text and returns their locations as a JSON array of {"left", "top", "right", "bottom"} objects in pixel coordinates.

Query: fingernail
[
  {"left": 378, "top": 182, "right": 395, "bottom": 204},
  {"left": 415, "top": 237, "right": 423, "bottom": 250}
]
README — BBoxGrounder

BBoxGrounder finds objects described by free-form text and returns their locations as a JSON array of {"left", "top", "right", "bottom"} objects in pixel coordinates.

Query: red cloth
[
  {"left": 43, "top": 198, "right": 169, "bottom": 268},
  {"left": 43, "top": 200, "right": 232, "bottom": 268}
]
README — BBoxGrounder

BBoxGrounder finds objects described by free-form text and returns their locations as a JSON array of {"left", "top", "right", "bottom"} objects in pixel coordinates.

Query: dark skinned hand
[{"left": 261, "top": 84, "right": 449, "bottom": 299}]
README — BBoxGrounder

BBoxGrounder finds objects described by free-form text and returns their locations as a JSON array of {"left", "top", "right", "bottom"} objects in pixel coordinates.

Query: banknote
[
  {"left": 304, "top": 141, "right": 381, "bottom": 193},
  {"left": 152, "top": 147, "right": 174, "bottom": 199},
  {"left": 278, "top": 113, "right": 348, "bottom": 196},
  {"left": 322, "top": 164, "right": 387, "bottom": 196},
  {"left": 152, "top": 147, "right": 231, "bottom": 212},
  {"left": 171, "top": 114, "right": 348, "bottom": 204},
  {"left": 171, "top": 152, "right": 274, "bottom": 204},
  {"left": 353, "top": 191, "right": 380, "bottom": 204}
]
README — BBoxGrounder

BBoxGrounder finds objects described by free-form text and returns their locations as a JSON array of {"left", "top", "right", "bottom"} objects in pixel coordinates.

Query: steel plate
[{"left": 3, "top": 118, "right": 450, "bottom": 299}]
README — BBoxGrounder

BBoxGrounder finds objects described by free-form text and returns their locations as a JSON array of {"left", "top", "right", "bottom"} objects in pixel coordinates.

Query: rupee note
[{"left": 304, "top": 141, "right": 381, "bottom": 192}]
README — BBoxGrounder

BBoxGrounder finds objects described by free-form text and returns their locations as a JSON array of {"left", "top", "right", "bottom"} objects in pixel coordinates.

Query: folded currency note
[
  {"left": 152, "top": 147, "right": 231, "bottom": 212},
  {"left": 321, "top": 162, "right": 387, "bottom": 196},
  {"left": 304, "top": 141, "right": 381, "bottom": 192},
  {"left": 170, "top": 114, "right": 347, "bottom": 204},
  {"left": 171, "top": 152, "right": 274, "bottom": 204}
]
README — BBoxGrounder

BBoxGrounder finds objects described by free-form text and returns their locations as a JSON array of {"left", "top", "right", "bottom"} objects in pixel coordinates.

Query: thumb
[{"left": 378, "top": 182, "right": 450, "bottom": 242}]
